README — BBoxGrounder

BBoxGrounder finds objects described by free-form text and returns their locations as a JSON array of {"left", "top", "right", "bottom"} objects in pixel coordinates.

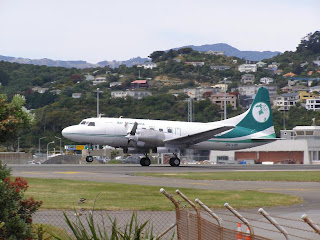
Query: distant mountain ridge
[
  {"left": 173, "top": 43, "right": 281, "bottom": 61},
  {"left": 0, "top": 43, "right": 281, "bottom": 69},
  {"left": 0, "top": 55, "right": 149, "bottom": 69}
]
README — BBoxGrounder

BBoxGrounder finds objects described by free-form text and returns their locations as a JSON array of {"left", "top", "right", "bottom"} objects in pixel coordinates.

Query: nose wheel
[{"left": 86, "top": 156, "right": 94, "bottom": 162}]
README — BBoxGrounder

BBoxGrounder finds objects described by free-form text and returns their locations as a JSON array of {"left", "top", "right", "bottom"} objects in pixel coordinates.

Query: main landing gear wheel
[
  {"left": 140, "top": 157, "right": 151, "bottom": 166},
  {"left": 169, "top": 157, "right": 180, "bottom": 167},
  {"left": 86, "top": 156, "right": 93, "bottom": 162}
]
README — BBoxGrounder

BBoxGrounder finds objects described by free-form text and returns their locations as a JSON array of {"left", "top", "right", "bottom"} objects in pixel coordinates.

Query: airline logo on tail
[{"left": 252, "top": 102, "right": 270, "bottom": 123}]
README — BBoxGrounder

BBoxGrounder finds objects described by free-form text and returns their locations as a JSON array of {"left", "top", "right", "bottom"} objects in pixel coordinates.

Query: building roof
[
  {"left": 283, "top": 72, "right": 297, "bottom": 77},
  {"left": 131, "top": 80, "right": 148, "bottom": 84},
  {"left": 280, "top": 92, "right": 299, "bottom": 97}
]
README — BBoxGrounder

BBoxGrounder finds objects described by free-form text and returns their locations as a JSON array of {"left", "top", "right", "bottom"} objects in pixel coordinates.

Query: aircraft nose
[{"left": 62, "top": 126, "right": 72, "bottom": 138}]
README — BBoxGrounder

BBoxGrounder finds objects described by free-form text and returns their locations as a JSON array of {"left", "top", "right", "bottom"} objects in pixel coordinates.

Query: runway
[{"left": 10, "top": 164, "right": 320, "bottom": 211}]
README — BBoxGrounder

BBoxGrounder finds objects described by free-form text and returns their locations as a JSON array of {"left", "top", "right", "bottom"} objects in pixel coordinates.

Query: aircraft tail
[{"left": 220, "top": 87, "right": 276, "bottom": 139}]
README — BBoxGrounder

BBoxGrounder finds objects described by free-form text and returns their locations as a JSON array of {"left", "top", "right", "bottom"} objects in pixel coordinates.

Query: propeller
[{"left": 126, "top": 122, "right": 138, "bottom": 145}]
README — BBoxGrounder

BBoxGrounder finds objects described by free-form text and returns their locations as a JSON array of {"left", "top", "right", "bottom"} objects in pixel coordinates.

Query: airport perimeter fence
[{"left": 32, "top": 189, "right": 320, "bottom": 240}]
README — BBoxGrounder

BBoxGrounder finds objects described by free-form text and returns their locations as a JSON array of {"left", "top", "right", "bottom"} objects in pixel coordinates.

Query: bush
[{"left": 0, "top": 161, "right": 43, "bottom": 239}]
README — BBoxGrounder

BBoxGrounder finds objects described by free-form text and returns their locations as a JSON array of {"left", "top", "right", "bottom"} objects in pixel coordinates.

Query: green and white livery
[{"left": 62, "top": 87, "right": 276, "bottom": 166}]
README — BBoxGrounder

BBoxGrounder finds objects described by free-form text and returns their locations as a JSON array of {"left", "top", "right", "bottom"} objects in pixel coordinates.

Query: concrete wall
[{"left": 0, "top": 152, "right": 33, "bottom": 164}]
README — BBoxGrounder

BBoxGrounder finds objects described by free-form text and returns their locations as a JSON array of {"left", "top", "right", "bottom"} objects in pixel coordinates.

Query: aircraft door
[{"left": 175, "top": 128, "right": 181, "bottom": 136}]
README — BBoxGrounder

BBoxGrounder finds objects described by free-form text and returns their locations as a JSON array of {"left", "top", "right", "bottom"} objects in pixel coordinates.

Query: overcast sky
[{"left": 0, "top": 0, "right": 319, "bottom": 63}]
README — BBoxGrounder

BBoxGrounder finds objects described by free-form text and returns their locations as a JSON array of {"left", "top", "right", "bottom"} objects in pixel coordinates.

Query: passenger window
[
  {"left": 149, "top": 126, "right": 155, "bottom": 130},
  {"left": 167, "top": 127, "right": 172, "bottom": 133},
  {"left": 88, "top": 122, "right": 95, "bottom": 126},
  {"left": 80, "top": 121, "right": 86, "bottom": 125},
  {"left": 159, "top": 128, "right": 163, "bottom": 132}
]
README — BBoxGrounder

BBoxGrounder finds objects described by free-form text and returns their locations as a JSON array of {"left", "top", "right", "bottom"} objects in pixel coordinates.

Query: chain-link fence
[{"left": 32, "top": 189, "right": 320, "bottom": 239}]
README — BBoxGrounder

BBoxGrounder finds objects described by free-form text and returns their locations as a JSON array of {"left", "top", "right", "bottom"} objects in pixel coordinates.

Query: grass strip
[
  {"left": 24, "top": 178, "right": 301, "bottom": 211},
  {"left": 135, "top": 171, "right": 320, "bottom": 182}
]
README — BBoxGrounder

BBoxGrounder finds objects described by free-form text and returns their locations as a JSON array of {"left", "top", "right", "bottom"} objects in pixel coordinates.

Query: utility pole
[
  {"left": 188, "top": 98, "right": 194, "bottom": 122},
  {"left": 223, "top": 78, "right": 227, "bottom": 120}
]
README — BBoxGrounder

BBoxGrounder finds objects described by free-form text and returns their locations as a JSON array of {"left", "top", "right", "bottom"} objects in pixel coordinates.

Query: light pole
[
  {"left": 96, "top": 88, "right": 103, "bottom": 118},
  {"left": 55, "top": 136, "right": 62, "bottom": 154},
  {"left": 39, "top": 137, "right": 46, "bottom": 154},
  {"left": 17, "top": 137, "right": 20, "bottom": 152},
  {"left": 47, "top": 141, "right": 54, "bottom": 160},
  {"left": 223, "top": 78, "right": 227, "bottom": 120}
]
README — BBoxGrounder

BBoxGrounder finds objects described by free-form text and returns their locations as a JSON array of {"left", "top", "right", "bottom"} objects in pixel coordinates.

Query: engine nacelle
[
  {"left": 126, "top": 147, "right": 148, "bottom": 154},
  {"left": 136, "top": 130, "right": 165, "bottom": 147},
  {"left": 157, "top": 147, "right": 180, "bottom": 154}
]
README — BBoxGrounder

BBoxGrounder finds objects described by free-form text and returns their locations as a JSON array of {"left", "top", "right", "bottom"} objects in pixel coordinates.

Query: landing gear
[
  {"left": 140, "top": 153, "right": 151, "bottom": 166},
  {"left": 169, "top": 153, "right": 180, "bottom": 167},
  {"left": 86, "top": 144, "right": 93, "bottom": 163},
  {"left": 86, "top": 156, "right": 93, "bottom": 162}
]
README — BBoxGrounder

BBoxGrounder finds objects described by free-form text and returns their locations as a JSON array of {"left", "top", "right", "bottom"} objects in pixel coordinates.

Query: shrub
[{"left": 0, "top": 161, "right": 43, "bottom": 239}]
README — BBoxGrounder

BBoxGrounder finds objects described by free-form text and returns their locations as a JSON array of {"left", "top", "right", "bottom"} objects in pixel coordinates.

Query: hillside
[{"left": 172, "top": 43, "right": 281, "bottom": 61}]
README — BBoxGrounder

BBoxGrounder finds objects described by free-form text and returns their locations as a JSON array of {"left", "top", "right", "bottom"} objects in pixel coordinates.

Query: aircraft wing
[{"left": 164, "top": 126, "right": 234, "bottom": 147}]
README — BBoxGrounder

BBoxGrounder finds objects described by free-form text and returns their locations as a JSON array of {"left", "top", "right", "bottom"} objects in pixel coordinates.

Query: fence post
[
  {"left": 176, "top": 189, "right": 201, "bottom": 240},
  {"left": 301, "top": 214, "right": 320, "bottom": 236},
  {"left": 196, "top": 198, "right": 223, "bottom": 240},
  {"left": 258, "top": 208, "right": 290, "bottom": 240},
  {"left": 159, "top": 188, "right": 181, "bottom": 240},
  {"left": 224, "top": 203, "right": 254, "bottom": 239}
]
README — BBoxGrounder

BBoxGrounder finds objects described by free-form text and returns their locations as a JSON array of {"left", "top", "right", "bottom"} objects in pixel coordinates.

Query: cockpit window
[
  {"left": 80, "top": 121, "right": 87, "bottom": 125},
  {"left": 88, "top": 122, "right": 95, "bottom": 126}
]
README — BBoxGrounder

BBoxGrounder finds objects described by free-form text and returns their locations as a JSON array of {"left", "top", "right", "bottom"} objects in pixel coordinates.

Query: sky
[{"left": 0, "top": 0, "right": 319, "bottom": 63}]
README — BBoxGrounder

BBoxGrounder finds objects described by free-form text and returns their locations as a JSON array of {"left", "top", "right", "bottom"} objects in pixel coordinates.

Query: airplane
[{"left": 62, "top": 87, "right": 276, "bottom": 167}]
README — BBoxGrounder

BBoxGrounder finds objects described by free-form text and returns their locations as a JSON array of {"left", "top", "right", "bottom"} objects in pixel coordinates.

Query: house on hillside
[
  {"left": 210, "top": 92, "right": 237, "bottom": 110},
  {"left": 238, "top": 64, "right": 257, "bottom": 73},
  {"left": 131, "top": 80, "right": 149, "bottom": 88},
  {"left": 274, "top": 92, "right": 299, "bottom": 111},
  {"left": 111, "top": 90, "right": 152, "bottom": 99},
  {"left": 260, "top": 77, "right": 274, "bottom": 85},
  {"left": 305, "top": 98, "right": 320, "bottom": 111},
  {"left": 137, "top": 62, "right": 157, "bottom": 69},
  {"left": 185, "top": 62, "right": 205, "bottom": 67},
  {"left": 210, "top": 65, "right": 231, "bottom": 71},
  {"left": 241, "top": 74, "right": 255, "bottom": 84},
  {"left": 32, "top": 87, "right": 48, "bottom": 93}
]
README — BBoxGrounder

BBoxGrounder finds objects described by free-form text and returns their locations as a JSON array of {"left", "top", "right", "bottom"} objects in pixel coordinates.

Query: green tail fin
[{"left": 236, "top": 87, "right": 274, "bottom": 132}]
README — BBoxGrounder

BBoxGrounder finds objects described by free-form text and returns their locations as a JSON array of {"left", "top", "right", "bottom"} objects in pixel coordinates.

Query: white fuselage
[{"left": 62, "top": 117, "right": 271, "bottom": 151}]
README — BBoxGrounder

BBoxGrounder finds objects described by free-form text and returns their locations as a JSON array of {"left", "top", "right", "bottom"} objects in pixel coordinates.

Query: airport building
[{"left": 209, "top": 126, "right": 320, "bottom": 164}]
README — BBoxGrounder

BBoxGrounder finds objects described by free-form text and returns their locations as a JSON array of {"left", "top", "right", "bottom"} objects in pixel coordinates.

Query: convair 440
[{"left": 62, "top": 87, "right": 276, "bottom": 166}]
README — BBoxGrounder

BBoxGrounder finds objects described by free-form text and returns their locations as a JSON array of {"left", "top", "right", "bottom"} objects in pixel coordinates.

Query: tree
[
  {"left": 297, "top": 31, "right": 320, "bottom": 54},
  {"left": 0, "top": 94, "right": 34, "bottom": 144},
  {"left": 0, "top": 162, "right": 42, "bottom": 239}
]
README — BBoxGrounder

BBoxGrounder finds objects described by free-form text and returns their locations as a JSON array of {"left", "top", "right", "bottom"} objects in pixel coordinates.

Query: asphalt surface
[
  {"left": 9, "top": 163, "right": 320, "bottom": 239},
  {"left": 9, "top": 164, "right": 320, "bottom": 210}
]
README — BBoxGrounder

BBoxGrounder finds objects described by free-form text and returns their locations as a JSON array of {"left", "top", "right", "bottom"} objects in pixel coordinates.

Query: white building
[
  {"left": 32, "top": 87, "right": 48, "bottom": 93},
  {"left": 184, "top": 87, "right": 221, "bottom": 99},
  {"left": 238, "top": 64, "right": 257, "bottom": 73},
  {"left": 306, "top": 98, "right": 320, "bottom": 111},
  {"left": 260, "top": 77, "right": 274, "bottom": 85},
  {"left": 111, "top": 90, "right": 152, "bottom": 99},
  {"left": 238, "top": 85, "right": 258, "bottom": 96},
  {"left": 93, "top": 76, "right": 107, "bottom": 85},
  {"left": 72, "top": 93, "right": 81, "bottom": 99},
  {"left": 137, "top": 62, "right": 157, "bottom": 69},
  {"left": 274, "top": 92, "right": 300, "bottom": 111}
]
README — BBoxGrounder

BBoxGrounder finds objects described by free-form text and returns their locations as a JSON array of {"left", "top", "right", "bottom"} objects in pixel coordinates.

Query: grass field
[
  {"left": 135, "top": 171, "right": 320, "bottom": 182},
  {"left": 24, "top": 178, "right": 301, "bottom": 210}
]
